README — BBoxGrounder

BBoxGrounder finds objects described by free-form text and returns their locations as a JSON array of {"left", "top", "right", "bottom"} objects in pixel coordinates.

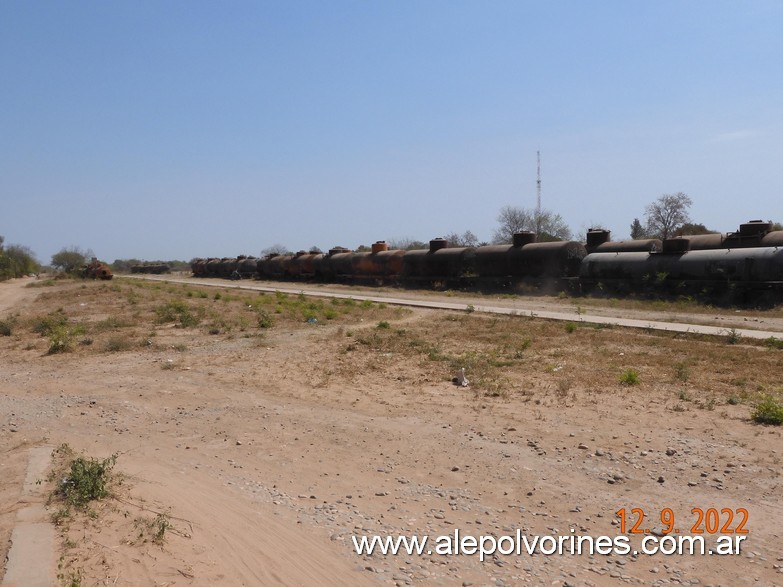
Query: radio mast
[{"left": 536, "top": 150, "right": 542, "bottom": 235}]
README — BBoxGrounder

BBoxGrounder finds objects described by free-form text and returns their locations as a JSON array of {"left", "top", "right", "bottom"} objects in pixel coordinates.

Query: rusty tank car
[{"left": 82, "top": 258, "right": 113, "bottom": 280}]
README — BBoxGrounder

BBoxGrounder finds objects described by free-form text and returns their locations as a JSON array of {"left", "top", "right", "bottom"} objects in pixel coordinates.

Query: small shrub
[
  {"left": 726, "top": 328, "right": 741, "bottom": 345},
  {"left": 324, "top": 308, "right": 338, "bottom": 320},
  {"left": 619, "top": 369, "right": 640, "bottom": 386},
  {"left": 94, "top": 316, "right": 132, "bottom": 331},
  {"left": 32, "top": 310, "right": 68, "bottom": 336},
  {"left": 752, "top": 395, "right": 783, "bottom": 425},
  {"left": 674, "top": 361, "right": 690, "bottom": 382},
  {"left": 104, "top": 336, "right": 132, "bottom": 352},
  {"left": 156, "top": 300, "right": 200, "bottom": 327},
  {"left": 765, "top": 337, "right": 783, "bottom": 350},
  {"left": 55, "top": 451, "right": 117, "bottom": 508},
  {"left": 257, "top": 310, "right": 274, "bottom": 328},
  {"left": 0, "top": 318, "right": 14, "bottom": 336},
  {"left": 727, "top": 395, "right": 741, "bottom": 405},
  {"left": 565, "top": 322, "right": 577, "bottom": 333},
  {"left": 377, "top": 320, "right": 390, "bottom": 329},
  {"left": 213, "top": 292, "right": 222, "bottom": 301},
  {"left": 48, "top": 325, "right": 73, "bottom": 354},
  {"left": 153, "top": 513, "right": 170, "bottom": 544}
]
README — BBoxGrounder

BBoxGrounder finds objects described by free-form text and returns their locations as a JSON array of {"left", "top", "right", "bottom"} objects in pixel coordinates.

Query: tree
[
  {"left": 630, "top": 218, "right": 649, "bottom": 240},
  {"left": 260, "top": 244, "right": 290, "bottom": 257},
  {"left": 493, "top": 205, "right": 572, "bottom": 244},
  {"left": 644, "top": 192, "right": 693, "bottom": 240},
  {"left": 388, "top": 237, "right": 427, "bottom": 251},
  {"left": 442, "top": 230, "right": 479, "bottom": 248},
  {"left": 0, "top": 239, "right": 39, "bottom": 280},
  {"left": 675, "top": 222, "right": 716, "bottom": 236},
  {"left": 51, "top": 246, "right": 92, "bottom": 274}
]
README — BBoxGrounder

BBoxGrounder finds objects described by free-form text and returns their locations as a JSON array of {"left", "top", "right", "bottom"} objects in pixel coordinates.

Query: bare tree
[
  {"left": 387, "top": 237, "right": 427, "bottom": 251},
  {"left": 493, "top": 205, "right": 571, "bottom": 244},
  {"left": 644, "top": 192, "right": 693, "bottom": 240},
  {"left": 442, "top": 230, "right": 480, "bottom": 248},
  {"left": 260, "top": 244, "right": 290, "bottom": 256}
]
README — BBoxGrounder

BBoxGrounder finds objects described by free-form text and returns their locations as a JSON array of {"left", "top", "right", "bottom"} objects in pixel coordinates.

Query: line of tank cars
[{"left": 189, "top": 220, "right": 783, "bottom": 301}]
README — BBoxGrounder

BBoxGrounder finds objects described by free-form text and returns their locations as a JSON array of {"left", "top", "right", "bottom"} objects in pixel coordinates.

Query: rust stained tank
[
  {"left": 261, "top": 253, "right": 294, "bottom": 278},
  {"left": 190, "top": 258, "right": 206, "bottom": 276},
  {"left": 472, "top": 232, "right": 536, "bottom": 277},
  {"left": 352, "top": 241, "right": 405, "bottom": 278},
  {"left": 671, "top": 233, "right": 724, "bottom": 250},
  {"left": 288, "top": 251, "right": 324, "bottom": 278},
  {"left": 300, "top": 251, "right": 325, "bottom": 277},
  {"left": 724, "top": 220, "right": 777, "bottom": 248},
  {"left": 513, "top": 242, "right": 587, "bottom": 278},
  {"left": 216, "top": 257, "right": 238, "bottom": 278},
  {"left": 402, "top": 238, "right": 476, "bottom": 280},
  {"left": 586, "top": 229, "right": 662, "bottom": 254},
  {"left": 475, "top": 233, "right": 586, "bottom": 279},
  {"left": 82, "top": 258, "right": 113, "bottom": 280},
  {"left": 328, "top": 248, "right": 355, "bottom": 279},
  {"left": 132, "top": 262, "right": 171, "bottom": 274},
  {"left": 286, "top": 251, "right": 309, "bottom": 277},
  {"left": 205, "top": 258, "right": 221, "bottom": 277},
  {"left": 314, "top": 248, "right": 351, "bottom": 280},
  {"left": 237, "top": 256, "right": 258, "bottom": 278}
]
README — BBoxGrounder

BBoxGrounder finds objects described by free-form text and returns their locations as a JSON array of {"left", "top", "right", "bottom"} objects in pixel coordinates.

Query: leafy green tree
[
  {"left": 630, "top": 218, "right": 650, "bottom": 239},
  {"left": 675, "top": 222, "right": 716, "bottom": 236},
  {"left": 51, "top": 246, "right": 92, "bottom": 274},
  {"left": 0, "top": 238, "right": 40, "bottom": 280}
]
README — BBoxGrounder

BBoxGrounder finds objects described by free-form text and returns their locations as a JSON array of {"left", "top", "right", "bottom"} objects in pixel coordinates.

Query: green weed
[
  {"left": 752, "top": 395, "right": 783, "bottom": 425},
  {"left": 619, "top": 369, "right": 640, "bottom": 386}
]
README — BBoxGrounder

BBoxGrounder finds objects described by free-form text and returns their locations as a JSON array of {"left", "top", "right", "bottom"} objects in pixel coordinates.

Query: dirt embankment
[{"left": 1, "top": 278, "right": 781, "bottom": 586}]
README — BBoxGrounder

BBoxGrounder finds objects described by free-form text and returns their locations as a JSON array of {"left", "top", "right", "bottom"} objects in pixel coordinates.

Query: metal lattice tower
[{"left": 536, "top": 150, "right": 542, "bottom": 234}]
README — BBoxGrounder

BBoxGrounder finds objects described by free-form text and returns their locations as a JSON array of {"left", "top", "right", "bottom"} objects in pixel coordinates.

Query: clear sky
[{"left": 2, "top": 1, "right": 782, "bottom": 263}]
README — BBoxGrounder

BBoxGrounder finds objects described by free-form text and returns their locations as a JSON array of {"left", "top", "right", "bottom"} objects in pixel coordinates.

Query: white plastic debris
[{"left": 454, "top": 367, "right": 469, "bottom": 387}]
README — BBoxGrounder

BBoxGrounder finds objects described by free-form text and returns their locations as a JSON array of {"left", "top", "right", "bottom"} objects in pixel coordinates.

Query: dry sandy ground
[{"left": 1, "top": 276, "right": 782, "bottom": 586}]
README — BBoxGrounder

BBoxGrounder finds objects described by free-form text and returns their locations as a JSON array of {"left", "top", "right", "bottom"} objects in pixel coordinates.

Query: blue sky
[{"left": 2, "top": 1, "right": 782, "bottom": 263}]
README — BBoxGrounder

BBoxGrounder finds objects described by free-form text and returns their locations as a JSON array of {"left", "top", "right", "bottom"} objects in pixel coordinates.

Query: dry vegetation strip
[{"left": 4, "top": 278, "right": 782, "bottom": 420}]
